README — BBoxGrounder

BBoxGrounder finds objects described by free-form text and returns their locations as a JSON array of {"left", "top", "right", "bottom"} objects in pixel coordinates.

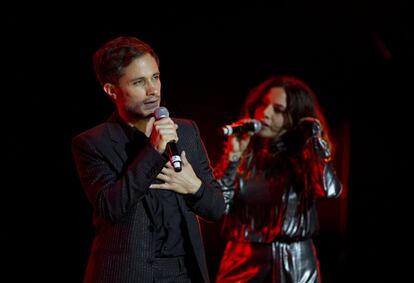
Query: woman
[{"left": 214, "top": 75, "right": 342, "bottom": 283}]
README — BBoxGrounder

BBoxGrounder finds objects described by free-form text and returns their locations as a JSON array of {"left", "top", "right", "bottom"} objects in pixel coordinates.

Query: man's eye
[{"left": 134, "top": 80, "right": 145, "bottom": 86}]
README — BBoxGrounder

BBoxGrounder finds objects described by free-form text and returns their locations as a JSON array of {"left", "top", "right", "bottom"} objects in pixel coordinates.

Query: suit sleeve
[
  {"left": 71, "top": 133, "right": 168, "bottom": 223},
  {"left": 182, "top": 121, "right": 225, "bottom": 221}
]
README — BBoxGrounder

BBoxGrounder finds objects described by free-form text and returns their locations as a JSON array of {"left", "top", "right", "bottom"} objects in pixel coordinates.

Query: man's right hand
[{"left": 150, "top": 117, "right": 178, "bottom": 154}]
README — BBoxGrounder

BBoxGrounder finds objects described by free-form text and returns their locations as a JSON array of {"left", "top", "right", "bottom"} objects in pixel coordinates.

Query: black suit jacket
[{"left": 72, "top": 114, "right": 225, "bottom": 283}]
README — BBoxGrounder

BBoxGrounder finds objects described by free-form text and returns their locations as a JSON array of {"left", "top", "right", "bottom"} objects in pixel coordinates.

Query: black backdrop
[{"left": 4, "top": 1, "right": 412, "bottom": 282}]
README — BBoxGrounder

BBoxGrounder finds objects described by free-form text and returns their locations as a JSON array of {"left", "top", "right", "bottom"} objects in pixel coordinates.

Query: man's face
[{"left": 115, "top": 53, "right": 161, "bottom": 121}]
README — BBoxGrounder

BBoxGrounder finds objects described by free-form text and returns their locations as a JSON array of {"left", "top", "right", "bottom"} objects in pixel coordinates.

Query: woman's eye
[{"left": 273, "top": 106, "right": 286, "bottom": 113}]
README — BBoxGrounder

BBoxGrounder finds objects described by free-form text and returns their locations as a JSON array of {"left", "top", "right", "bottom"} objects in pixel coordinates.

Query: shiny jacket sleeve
[
  {"left": 214, "top": 157, "right": 240, "bottom": 215},
  {"left": 301, "top": 120, "right": 342, "bottom": 199}
]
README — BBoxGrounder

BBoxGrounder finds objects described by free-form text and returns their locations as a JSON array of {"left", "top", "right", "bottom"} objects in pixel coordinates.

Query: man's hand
[
  {"left": 150, "top": 117, "right": 179, "bottom": 154},
  {"left": 149, "top": 151, "right": 201, "bottom": 194}
]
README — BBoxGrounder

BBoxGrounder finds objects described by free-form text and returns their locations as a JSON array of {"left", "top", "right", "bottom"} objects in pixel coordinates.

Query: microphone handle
[
  {"left": 222, "top": 124, "right": 249, "bottom": 136},
  {"left": 166, "top": 141, "right": 182, "bottom": 172}
]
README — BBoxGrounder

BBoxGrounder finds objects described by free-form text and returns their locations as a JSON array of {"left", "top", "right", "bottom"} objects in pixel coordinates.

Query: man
[{"left": 72, "top": 36, "right": 225, "bottom": 283}]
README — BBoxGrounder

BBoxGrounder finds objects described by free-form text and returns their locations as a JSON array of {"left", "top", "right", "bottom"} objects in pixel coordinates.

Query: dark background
[{"left": 4, "top": 1, "right": 412, "bottom": 282}]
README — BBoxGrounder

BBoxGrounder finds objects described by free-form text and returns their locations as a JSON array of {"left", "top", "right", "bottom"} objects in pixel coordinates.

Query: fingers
[
  {"left": 164, "top": 160, "right": 173, "bottom": 170},
  {"left": 229, "top": 134, "right": 250, "bottom": 153},
  {"left": 299, "top": 117, "right": 319, "bottom": 123},
  {"left": 150, "top": 154, "right": 199, "bottom": 194},
  {"left": 298, "top": 117, "right": 322, "bottom": 138},
  {"left": 149, "top": 170, "right": 172, "bottom": 190},
  {"left": 151, "top": 118, "right": 179, "bottom": 153},
  {"left": 158, "top": 171, "right": 170, "bottom": 181},
  {"left": 154, "top": 117, "right": 178, "bottom": 129},
  {"left": 150, "top": 182, "right": 168, "bottom": 190},
  {"left": 180, "top": 151, "right": 188, "bottom": 166},
  {"left": 153, "top": 118, "right": 179, "bottom": 141},
  {"left": 299, "top": 117, "right": 322, "bottom": 129}
]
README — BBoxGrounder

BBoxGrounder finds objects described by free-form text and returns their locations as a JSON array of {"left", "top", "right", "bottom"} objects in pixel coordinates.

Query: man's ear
[{"left": 103, "top": 83, "right": 117, "bottom": 100}]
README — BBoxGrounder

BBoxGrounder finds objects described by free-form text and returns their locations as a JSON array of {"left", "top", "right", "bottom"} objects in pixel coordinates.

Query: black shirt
[{"left": 118, "top": 115, "right": 190, "bottom": 257}]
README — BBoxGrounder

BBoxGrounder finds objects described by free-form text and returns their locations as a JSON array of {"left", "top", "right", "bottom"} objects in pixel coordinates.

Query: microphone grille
[
  {"left": 154, "top": 107, "right": 169, "bottom": 120},
  {"left": 252, "top": 119, "right": 262, "bottom": 133}
]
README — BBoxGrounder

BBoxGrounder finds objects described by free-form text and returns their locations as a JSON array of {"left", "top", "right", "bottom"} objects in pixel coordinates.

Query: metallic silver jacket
[{"left": 216, "top": 133, "right": 342, "bottom": 243}]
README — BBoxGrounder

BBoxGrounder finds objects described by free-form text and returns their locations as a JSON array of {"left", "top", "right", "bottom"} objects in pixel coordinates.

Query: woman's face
[{"left": 254, "top": 87, "right": 287, "bottom": 138}]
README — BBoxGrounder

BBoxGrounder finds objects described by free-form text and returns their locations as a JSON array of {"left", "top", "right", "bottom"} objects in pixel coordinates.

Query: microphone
[
  {"left": 221, "top": 119, "right": 262, "bottom": 136},
  {"left": 154, "top": 107, "right": 182, "bottom": 172}
]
